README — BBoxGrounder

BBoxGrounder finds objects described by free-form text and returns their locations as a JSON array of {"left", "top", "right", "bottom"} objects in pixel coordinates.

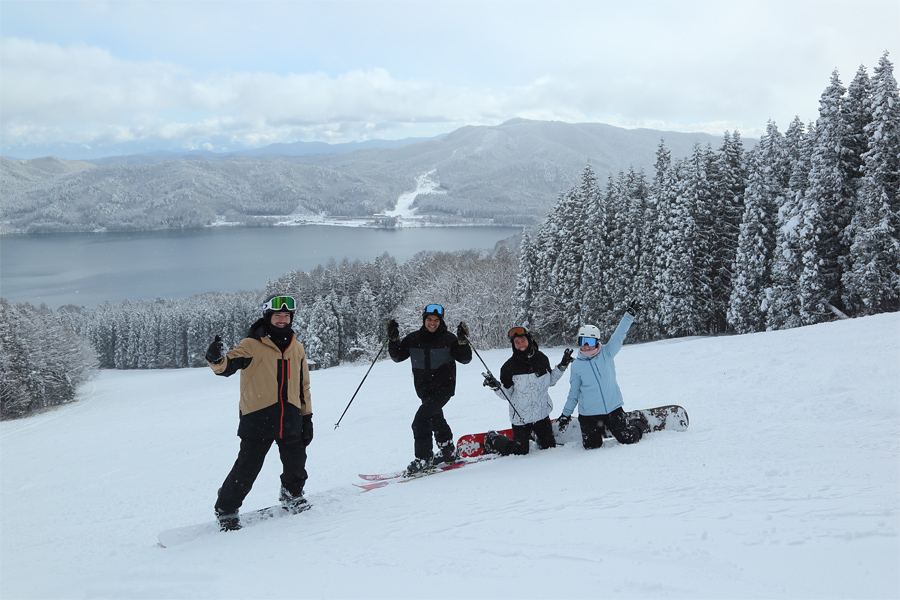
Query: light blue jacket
[{"left": 562, "top": 313, "right": 634, "bottom": 417}]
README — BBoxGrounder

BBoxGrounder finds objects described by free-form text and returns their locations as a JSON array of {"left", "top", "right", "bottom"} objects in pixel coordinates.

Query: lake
[{"left": 0, "top": 225, "right": 521, "bottom": 309}]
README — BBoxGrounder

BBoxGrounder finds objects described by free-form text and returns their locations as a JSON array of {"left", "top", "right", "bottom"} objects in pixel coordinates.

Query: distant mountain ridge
[{"left": 0, "top": 120, "right": 753, "bottom": 234}]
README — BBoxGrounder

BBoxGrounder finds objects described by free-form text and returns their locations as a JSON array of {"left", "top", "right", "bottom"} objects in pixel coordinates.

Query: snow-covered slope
[{"left": 2, "top": 313, "right": 898, "bottom": 599}]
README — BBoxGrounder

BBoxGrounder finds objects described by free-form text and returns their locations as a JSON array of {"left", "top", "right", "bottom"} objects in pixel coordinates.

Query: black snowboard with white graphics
[{"left": 158, "top": 502, "right": 311, "bottom": 548}]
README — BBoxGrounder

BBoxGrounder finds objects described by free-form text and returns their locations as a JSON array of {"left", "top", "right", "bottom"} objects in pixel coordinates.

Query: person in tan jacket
[{"left": 205, "top": 294, "right": 312, "bottom": 531}]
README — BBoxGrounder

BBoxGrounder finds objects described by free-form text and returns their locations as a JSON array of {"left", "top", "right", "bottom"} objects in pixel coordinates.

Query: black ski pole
[
  {"left": 467, "top": 340, "right": 523, "bottom": 421},
  {"left": 334, "top": 338, "right": 389, "bottom": 429}
]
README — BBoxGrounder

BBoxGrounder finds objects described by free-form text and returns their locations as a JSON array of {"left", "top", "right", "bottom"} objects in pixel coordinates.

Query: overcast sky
[{"left": 1, "top": 0, "right": 898, "bottom": 158}]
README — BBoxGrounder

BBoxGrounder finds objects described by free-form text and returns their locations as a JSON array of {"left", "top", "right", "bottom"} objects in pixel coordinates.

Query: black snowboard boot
[
  {"left": 279, "top": 486, "right": 309, "bottom": 515},
  {"left": 405, "top": 456, "right": 433, "bottom": 475},
  {"left": 484, "top": 431, "right": 503, "bottom": 455},
  {"left": 434, "top": 440, "right": 457, "bottom": 464},
  {"left": 215, "top": 508, "right": 241, "bottom": 532}
]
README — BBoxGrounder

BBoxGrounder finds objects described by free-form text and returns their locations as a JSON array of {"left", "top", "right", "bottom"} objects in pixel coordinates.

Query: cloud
[{"left": 1, "top": 0, "right": 898, "bottom": 157}]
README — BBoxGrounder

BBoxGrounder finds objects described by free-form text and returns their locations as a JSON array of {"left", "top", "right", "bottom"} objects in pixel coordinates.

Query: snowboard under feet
[
  {"left": 457, "top": 405, "right": 689, "bottom": 458},
  {"left": 158, "top": 502, "right": 311, "bottom": 547}
]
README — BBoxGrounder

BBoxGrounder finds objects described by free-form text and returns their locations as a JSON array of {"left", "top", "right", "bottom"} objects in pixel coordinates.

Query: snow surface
[{"left": 1, "top": 313, "right": 898, "bottom": 599}]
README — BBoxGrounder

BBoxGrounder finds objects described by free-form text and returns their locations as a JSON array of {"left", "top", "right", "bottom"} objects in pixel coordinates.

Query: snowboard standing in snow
[
  {"left": 158, "top": 502, "right": 312, "bottom": 548},
  {"left": 457, "top": 405, "right": 689, "bottom": 458}
]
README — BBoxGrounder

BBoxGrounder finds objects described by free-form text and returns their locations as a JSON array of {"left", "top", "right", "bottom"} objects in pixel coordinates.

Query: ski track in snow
[
  {"left": 385, "top": 169, "right": 445, "bottom": 218},
  {"left": 1, "top": 313, "right": 898, "bottom": 599}
]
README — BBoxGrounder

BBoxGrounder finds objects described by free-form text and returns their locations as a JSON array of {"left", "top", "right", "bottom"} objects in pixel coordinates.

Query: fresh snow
[
  {"left": 1, "top": 313, "right": 898, "bottom": 599},
  {"left": 385, "top": 170, "right": 445, "bottom": 218}
]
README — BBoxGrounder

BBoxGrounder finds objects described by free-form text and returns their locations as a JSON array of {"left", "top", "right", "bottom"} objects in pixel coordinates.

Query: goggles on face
[
  {"left": 263, "top": 296, "right": 296, "bottom": 312},
  {"left": 423, "top": 304, "right": 444, "bottom": 316},
  {"left": 508, "top": 327, "right": 527, "bottom": 339},
  {"left": 578, "top": 336, "right": 599, "bottom": 348}
]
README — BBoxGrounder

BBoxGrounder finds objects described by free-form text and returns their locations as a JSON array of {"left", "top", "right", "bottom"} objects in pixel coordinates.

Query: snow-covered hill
[{"left": 1, "top": 313, "right": 898, "bottom": 599}]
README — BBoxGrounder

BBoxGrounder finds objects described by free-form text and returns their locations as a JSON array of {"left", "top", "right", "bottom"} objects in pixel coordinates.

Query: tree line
[
  {"left": 518, "top": 52, "right": 898, "bottom": 343},
  {"left": 1, "top": 52, "right": 896, "bottom": 419}
]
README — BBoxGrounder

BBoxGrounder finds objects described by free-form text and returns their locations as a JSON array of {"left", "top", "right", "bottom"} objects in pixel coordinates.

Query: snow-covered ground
[{"left": 1, "top": 313, "right": 898, "bottom": 599}]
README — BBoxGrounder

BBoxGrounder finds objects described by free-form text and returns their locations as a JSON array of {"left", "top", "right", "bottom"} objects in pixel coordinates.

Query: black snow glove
[
  {"left": 482, "top": 372, "right": 501, "bottom": 391},
  {"left": 626, "top": 300, "right": 642, "bottom": 317},
  {"left": 556, "top": 414, "right": 572, "bottom": 433},
  {"left": 456, "top": 321, "right": 470, "bottom": 345},
  {"left": 557, "top": 348, "right": 574, "bottom": 371},
  {"left": 205, "top": 335, "right": 225, "bottom": 364},
  {"left": 387, "top": 319, "right": 400, "bottom": 342},
  {"left": 302, "top": 413, "right": 314, "bottom": 446}
]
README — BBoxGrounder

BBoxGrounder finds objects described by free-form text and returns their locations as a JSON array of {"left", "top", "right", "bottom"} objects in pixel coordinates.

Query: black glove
[
  {"left": 558, "top": 348, "right": 574, "bottom": 370},
  {"left": 456, "top": 321, "right": 470, "bottom": 345},
  {"left": 557, "top": 414, "right": 572, "bottom": 433},
  {"left": 626, "top": 300, "right": 642, "bottom": 316},
  {"left": 387, "top": 319, "right": 400, "bottom": 342},
  {"left": 482, "top": 372, "right": 501, "bottom": 391},
  {"left": 302, "top": 413, "right": 314, "bottom": 446},
  {"left": 205, "top": 335, "right": 225, "bottom": 363}
]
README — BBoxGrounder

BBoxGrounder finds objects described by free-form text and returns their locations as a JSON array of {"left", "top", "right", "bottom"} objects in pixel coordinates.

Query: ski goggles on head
[
  {"left": 423, "top": 304, "right": 444, "bottom": 316},
  {"left": 578, "top": 336, "right": 599, "bottom": 347},
  {"left": 263, "top": 296, "right": 296, "bottom": 312},
  {"left": 508, "top": 327, "right": 527, "bottom": 339}
]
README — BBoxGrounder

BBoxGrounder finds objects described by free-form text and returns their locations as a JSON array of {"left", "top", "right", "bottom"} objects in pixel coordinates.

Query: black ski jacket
[{"left": 389, "top": 322, "right": 472, "bottom": 400}]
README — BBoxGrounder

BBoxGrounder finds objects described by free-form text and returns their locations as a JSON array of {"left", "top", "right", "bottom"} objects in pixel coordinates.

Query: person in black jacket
[{"left": 387, "top": 304, "right": 472, "bottom": 473}]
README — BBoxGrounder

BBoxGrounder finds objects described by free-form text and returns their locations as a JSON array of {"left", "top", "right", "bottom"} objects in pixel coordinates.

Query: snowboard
[
  {"left": 356, "top": 455, "right": 498, "bottom": 491},
  {"left": 457, "top": 405, "right": 689, "bottom": 458},
  {"left": 157, "top": 502, "right": 311, "bottom": 548}
]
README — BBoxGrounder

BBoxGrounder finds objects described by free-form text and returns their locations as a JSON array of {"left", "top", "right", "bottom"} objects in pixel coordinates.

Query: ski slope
[{"left": 1, "top": 313, "right": 898, "bottom": 599}]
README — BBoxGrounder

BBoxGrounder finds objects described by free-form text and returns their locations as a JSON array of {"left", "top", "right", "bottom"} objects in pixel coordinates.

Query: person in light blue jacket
[{"left": 557, "top": 302, "right": 643, "bottom": 449}]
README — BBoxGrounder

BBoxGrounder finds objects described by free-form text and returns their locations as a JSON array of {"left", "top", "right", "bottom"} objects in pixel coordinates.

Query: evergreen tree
[
  {"left": 712, "top": 131, "right": 747, "bottom": 332},
  {"left": 767, "top": 118, "right": 813, "bottom": 329},
  {"left": 654, "top": 158, "right": 701, "bottom": 337},
  {"left": 728, "top": 142, "right": 779, "bottom": 334},
  {"left": 514, "top": 228, "right": 539, "bottom": 327},
  {"left": 844, "top": 52, "right": 900, "bottom": 314},
  {"left": 802, "top": 70, "right": 854, "bottom": 318}
]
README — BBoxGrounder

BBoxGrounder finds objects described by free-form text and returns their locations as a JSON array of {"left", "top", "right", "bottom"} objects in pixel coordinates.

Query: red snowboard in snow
[{"left": 456, "top": 405, "right": 689, "bottom": 458}]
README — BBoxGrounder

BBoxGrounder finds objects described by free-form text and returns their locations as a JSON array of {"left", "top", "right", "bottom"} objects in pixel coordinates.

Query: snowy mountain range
[{"left": 0, "top": 120, "right": 747, "bottom": 233}]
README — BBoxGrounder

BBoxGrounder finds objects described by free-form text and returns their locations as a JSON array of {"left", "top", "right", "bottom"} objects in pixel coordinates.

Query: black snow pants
[
  {"left": 215, "top": 435, "right": 307, "bottom": 514},
  {"left": 486, "top": 416, "right": 557, "bottom": 456},
  {"left": 411, "top": 393, "right": 453, "bottom": 459},
  {"left": 578, "top": 407, "right": 642, "bottom": 450}
]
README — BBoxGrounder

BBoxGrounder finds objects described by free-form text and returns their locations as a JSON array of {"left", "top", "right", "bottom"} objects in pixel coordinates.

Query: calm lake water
[{"left": 0, "top": 226, "right": 520, "bottom": 309}]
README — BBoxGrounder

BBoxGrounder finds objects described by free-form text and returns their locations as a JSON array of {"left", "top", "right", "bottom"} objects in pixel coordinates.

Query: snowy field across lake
[{"left": 1, "top": 313, "right": 898, "bottom": 599}]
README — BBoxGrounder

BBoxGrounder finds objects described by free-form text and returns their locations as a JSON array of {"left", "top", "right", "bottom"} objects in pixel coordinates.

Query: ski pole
[
  {"left": 467, "top": 340, "right": 523, "bottom": 421},
  {"left": 334, "top": 338, "right": 389, "bottom": 429}
]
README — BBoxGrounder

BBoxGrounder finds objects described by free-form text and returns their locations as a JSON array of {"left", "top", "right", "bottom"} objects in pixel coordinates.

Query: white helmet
[{"left": 577, "top": 324, "right": 601, "bottom": 340}]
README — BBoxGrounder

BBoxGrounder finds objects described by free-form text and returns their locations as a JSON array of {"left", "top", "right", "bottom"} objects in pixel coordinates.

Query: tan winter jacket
[{"left": 209, "top": 335, "right": 312, "bottom": 418}]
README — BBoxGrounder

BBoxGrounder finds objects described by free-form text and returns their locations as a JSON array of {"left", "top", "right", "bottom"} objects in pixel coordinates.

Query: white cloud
[{"left": 1, "top": 0, "right": 898, "bottom": 156}]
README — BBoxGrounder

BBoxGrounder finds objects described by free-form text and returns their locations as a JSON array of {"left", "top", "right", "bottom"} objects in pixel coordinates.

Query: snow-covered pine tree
[
  {"left": 550, "top": 166, "right": 596, "bottom": 338},
  {"left": 712, "top": 131, "right": 747, "bottom": 333},
  {"left": 514, "top": 228, "right": 539, "bottom": 327},
  {"left": 727, "top": 127, "right": 782, "bottom": 334},
  {"left": 801, "top": 70, "right": 854, "bottom": 320},
  {"left": 682, "top": 143, "right": 718, "bottom": 334},
  {"left": 843, "top": 52, "right": 900, "bottom": 315},
  {"left": 767, "top": 118, "right": 813, "bottom": 330},
  {"left": 646, "top": 140, "right": 675, "bottom": 338},
  {"left": 654, "top": 158, "right": 701, "bottom": 338},
  {"left": 592, "top": 171, "right": 628, "bottom": 333}
]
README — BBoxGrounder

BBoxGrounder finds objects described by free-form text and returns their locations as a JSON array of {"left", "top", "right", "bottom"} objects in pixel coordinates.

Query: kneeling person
[{"left": 482, "top": 327, "right": 573, "bottom": 455}]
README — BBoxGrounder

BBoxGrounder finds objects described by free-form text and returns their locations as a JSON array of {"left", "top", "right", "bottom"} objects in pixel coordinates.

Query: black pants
[
  {"left": 215, "top": 436, "right": 307, "bottom": 514},
  {"left": 578, "top": 408, "right": 642, "bottom": 450},
  {"left": 487, "top": 417, "right": 557, "bottom": 456},
  {"left": 412, "top": 394, "right": 453, "bottom": 459}
]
